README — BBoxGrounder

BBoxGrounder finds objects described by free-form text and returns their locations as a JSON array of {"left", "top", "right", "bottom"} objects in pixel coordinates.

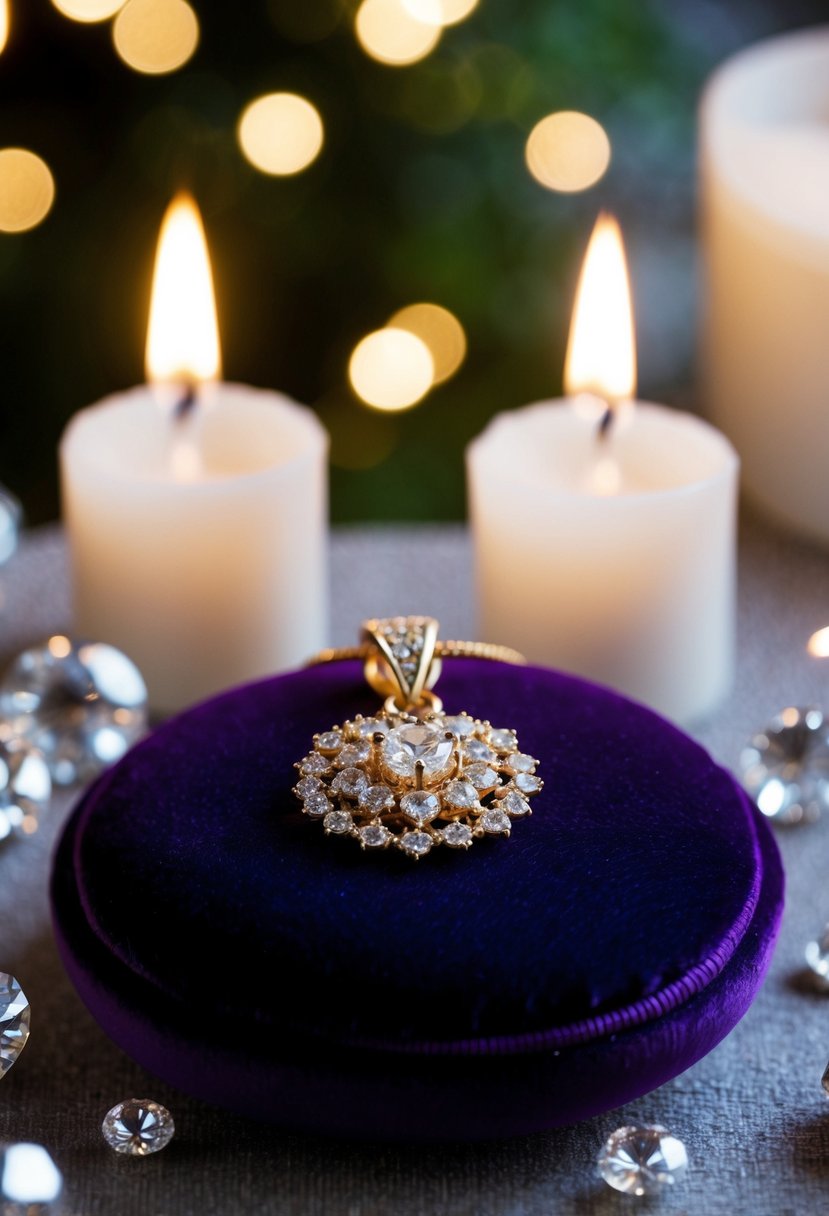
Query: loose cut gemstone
[
  {"left": 331, "top": 767, "right": 368, "bottom": 798},
  {"left": 400, "top": 790, "right": 441, "bottom": 826},
  {"left": 0, "top": 740, "right": 51, "bottom": 844},
  {"left": 400, "top": 831, "right": 432, "bottom": 857},
  {"left": 101, "top": 1099, "right": 175, "bottom": 1156},
  {"left": 805, "top": 925, "right": 829, "bottom": 990},
  {"left": 0, "top": 1143, "right": 62, "bottom": 1208},
  {"left": 480, "top": 808, "right": 511, "bottom": 834},
  {"left": 382, "top": 723, "right": 455, "bottom": 782},
  {"left": 442, "top": 779, "right": 479, "bottom": 810},
  {"left": 740, "top": 707, "right": 829, "bottom": 824},
  {"left": 358, "top": 784, "right": 395, "bottom": 815},
  {"left": 0, "top": 974, "right": 30, "bottom": 1078},
  {"left": 598, "top": 1124, "right": 688, "bottom": 1196},
  {"left": 324, "top": 810, "right": 353, "bottom": 834}
]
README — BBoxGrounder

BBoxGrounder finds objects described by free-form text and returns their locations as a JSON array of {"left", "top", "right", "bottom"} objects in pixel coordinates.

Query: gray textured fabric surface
[{"left": 1, "top": 517, "right": 829, "bottom": 1214}]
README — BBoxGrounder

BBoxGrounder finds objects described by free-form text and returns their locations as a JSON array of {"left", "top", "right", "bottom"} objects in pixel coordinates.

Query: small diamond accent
[
  {"left": 506, "top": 752, "right": 535, "bottom": 773},
  {"left": 400, "top": 831, "right": 433, "bottom": 857},
  {"left": 400, "top": 790, "right": 441, "bottom": 826},
  {"left": 465, "top": 763, "right": 499, "bottom": 791},
  {"left": 443, "top": 714, "right": 476, "bottom": 736},
  {"left": 514, "top": 772, "right": 542, "bottom": 793},
  {"left": 464, "top": 738, "right": 495, "bottom": 763},
  {"left": 360, "top": 824, "right": 392, "bottom": 849},
  {"left": 101, "top": 1099, "right": 175, "bottom": 1156},
  {"left": 442, "top": 779, "right": 480, "bottom": 810},
  {"left": 331, "top": 767, "right": 368, "bottom": 798},
  {"left": 303, "top": 792, "right": 332, "bottom": 818},
  {"left": 502, "top": 791, "right": 531, "bottom": 817},
  {"left": 359, "top": 784, "right": 395, "bottom": 815},
  {"left": 490, "top": 728, "right": 517, "bottom": 752},
  {"left": 335, "top": 740, "right": 372, "bottom": 768},
  {"left": 0, "top": 973, "right": 30, "bottom": 1078},
  {"left": 355, "top": 717, "right": 389, "bottom": 738},
  {"left": 294, "top": 775, "right": 323, "bottom": 800},
  {"left": 316, "top": 731, "right": 343, "bottom": 752},
  {"left": 300, "top": 753, "right": 330, "bottom": 776},
  {"left": 598, "top": 1124, "right": 688, "bottom": 1196},
  {"left": 441, "top": 822, "right": 473, "bottom": 848},
  {"left": 324, "top": 810, "right": 353, "bottom": 834},
  {"left": 480, "top": 808, "right": 511, "bottom": 834}
]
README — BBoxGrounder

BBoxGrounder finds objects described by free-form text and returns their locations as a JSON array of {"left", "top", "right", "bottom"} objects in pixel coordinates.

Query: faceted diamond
[
  {"left": 0, "top": 484, "right": 21, "bottom": 567},
  {"left": 303, "top": 792, "right": 332, "bottom": 818},
  {"left": 392, "top": 642, "right": 412, "bottom": 661},
  {"left": 0, "top": 974, "right": 30, "bottom": 1078},
  {"left": 316, "top": 730, "right": 343, "bottom": 753},
  {"left": 355, "top": 717, "right": 389, "bottom": 739},
  {"left": 442, "top": 779, "right": 479, "bottom": 810},
  {"left": 465, "top": 763, "right": 499, "bottom": 792},
  {"left": 441, "top": 822, "right": 473, "bottom": 849},
  {"left": 400, "top": 790, "right": 441, "bottom": 826},
  {"left": 805, "top": 925, "right": 829, "bottom": 991},
  {"left": 294, "top": 775, "right": 323, "bottom": 800},
  {"left": 358, "top": 784, "right": 395, "bottom": 815},
  {"left": 360, "top": 824, "right": 391, "bottom": 849},
  {"left": 0, "top": 639, "right": 147, "bottom": 786},
  {"left": 335, "top": 740, "right": 372, "bottom": 768},
  {"left": 502, "top": 791, "right": 531, "bottom": 817},
  {"left": 464, "top": 738, "right": 495, "bottom": 764},
  {"left": 740, "top": 707, "right": 829, "bottom": 824},
  {"left": 480, "top": 808, "right": 511, "bottom": 834},
  {"left": 101, "top": 1099, "right": 175, "bottom": 1156},
  {"left": 490, "top": 728, "right": 517, "bottom": 752},
  {"left": 0, "top": 740, "right": 51, "bottom": 844},
  {"left": 514, "top": 772, "right": 542, "bottom": 793},
  {"left": 443, "top": 714, "right": 476, "bottom": 737},
  {"left": 331, "top": 767, "right": 368, "bottom": 798},
  {"left": 0, "top": 1143, "right": 62, "bottom": 1208},
  {"left": 506, "top": 752, "right": 536, "bottom": 773},
  {"left": 598, "top": 1124, "right": 688, "bottom": 1196},
  {"left": 382, "top": 723, "right": 455, "bottom": 782},
  {"left": 400, "top": 831, "right": 432, "bottom": 857},
  {"left": 300, "top": 753, "right": 330, "bottom": 776},
  {"left": 324, "top": 810, "right": 353, "bottom": 834}
]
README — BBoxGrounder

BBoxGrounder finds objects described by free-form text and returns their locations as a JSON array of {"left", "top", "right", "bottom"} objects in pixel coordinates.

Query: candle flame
[
  {"left": 0, "top": 0, "right": 9, "bottom": 54},
  {"left": 145, "top": 192, "right": 221, "bottom": 387},
  {"left": 564, "top": 212, "right": 636, "bottom": 406}
]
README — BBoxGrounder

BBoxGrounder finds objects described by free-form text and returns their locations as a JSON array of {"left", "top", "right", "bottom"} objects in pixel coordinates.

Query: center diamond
[{"left": 382, "top": 722, "right": 455, "bottom": 785}]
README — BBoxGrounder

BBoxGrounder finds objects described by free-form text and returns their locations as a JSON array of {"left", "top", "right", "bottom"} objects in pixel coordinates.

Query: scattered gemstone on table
[
  {"left": 0, "top": 740, "right": 51, "bottom": 844},
  {"left": 740, "top": 707, "right": 829, "bottom": 824},
  {"left": 101, "top": 1099, "right": 175, "bottom": 1156},
  {"left": 0, "top": 1142, "right": 62, "bottom": 1211},
  {"left": 598, "top": 1124, "right": 688, "bottom": 1196},
  {"left": 0, "top": 974, "right": 30, "bottom": 1079},
  {"left": 805, "top": 925, "right": 829, "bottom": 991}
]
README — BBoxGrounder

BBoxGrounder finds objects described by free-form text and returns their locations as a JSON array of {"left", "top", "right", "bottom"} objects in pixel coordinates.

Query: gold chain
[{"left": 307, "top": 639, "right": 526, "bottom": 667}]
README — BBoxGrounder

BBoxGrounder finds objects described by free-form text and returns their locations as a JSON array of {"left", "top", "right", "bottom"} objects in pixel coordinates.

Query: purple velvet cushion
[{"left": 51, "top": 661, "right": 783, "bottom": 1139}]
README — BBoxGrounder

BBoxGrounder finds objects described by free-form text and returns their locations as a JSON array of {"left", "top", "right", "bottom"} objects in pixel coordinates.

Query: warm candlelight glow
[
  {"left": 146, "top": 193, "right": 221, "bottom": 388},
  {"left": 0, "top": 149, "right": 55, "bottom": 233},
  {"left": 113, "top": 0, "right": 198, "bottom": 75},
  {"left": 564, "top": 213, "right": 636, "bottom": 407},
  {"left": 389, "top": 302, "right": 466, "bottom": 384},
  {"left": 0, "top": 0, "right": 9, "bottom": 53},
  {"left": 349, "top": 327, "right": 434, "bottom": 410},
  {"left": 808, "top": 626, "right": 829, "bottom": 658},
  {"left": 355, "top": 0, "right": 440, "bottom": 66},
  {"left": 526, "top": 111, "right": 611, "bottom": 194},
  {"left": 51, "top": 0, "right": 126, "bottom": 20},
  {"left": 401, "top": 0, "right": 478, "bottom": 26},
  {"left": 238, "top": 93, "right": 324, "bottom": 177}
]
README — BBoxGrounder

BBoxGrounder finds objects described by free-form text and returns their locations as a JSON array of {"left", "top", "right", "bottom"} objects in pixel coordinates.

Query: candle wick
[
  {"left": 597, "top": 403, "right": 614, "bottom": 441},
  {"left": 174, "top": 383, "right": 198, "bottom": 423}
]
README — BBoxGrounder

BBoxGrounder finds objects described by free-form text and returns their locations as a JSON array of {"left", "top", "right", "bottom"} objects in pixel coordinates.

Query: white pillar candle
[
  {"left": 467, "top": 215, "right": 738, "bottom": 724},
  {"left": 60, "top": 194, "right": 328, "bottom": 715},
  {"left": 701, "top": 26, "right": 829, "bottom": 542}
]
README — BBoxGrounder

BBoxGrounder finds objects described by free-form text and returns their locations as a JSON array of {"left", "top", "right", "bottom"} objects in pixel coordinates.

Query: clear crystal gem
[
  {"left": 740, "top": 707, "right": 829, "bottom": 824},
  {"left": 316, "top": 731, "right": 343, "bottom": 753},
  {"left": 101, "top": 1099, "right": 175, "bottom": 1156},
  {"left": 598, "top": 1124, "right": 688, "bottom": 1196},
  {"left": 400, "top": 790, "right": 441, "bottom": 826},
  {"left": 489, "top": 728, "right": 517, "bottom": 752},
  {"left": 442, "top": 779, "right": 479, "bottom": 810},
  {"left": 0, "top": 1143, "right": 62, "bottom": 1209},
  {"left": 300, "top": 753, "right": 330, "bottom": 776},
  {"left": 0, "top": 638, "right": 148, "bottom": 786},
  {"left": 464, "top": 738, "right": 495, "bottom": 763},
  {"left": 465, "top": 763, "right": 499, "bottom": 791},
  {"left": 514, "top": 772, "right": 542, "bottom": 793},
  {"left": 335, "top": 740, "right": 372, "bottom": 768},
  {"left": 507, "top": 752, "right": 536, "bottom": 773},
  {"left": 0, "top": 974, "right": 30, "bottom": 1078},
  {"left": 358, "top": 784, "right": 395, "bottom": 815},
  {"left": 0, "top": 485, "right": 21, "bottom": 566},
  {"left": 355, "top": 717, "right": 389, "bottom": 738},
  {"left": 480, "top": 808, "right": 511, "bottom": 834},
  {"left": 360, "top": 824, "right": 391, "bottom": 849},
  {"left": 400, "top": 831, "right": 432, "bottom": 857},
  {"left": 443, "top": 714, "right": 476, "bottom": 737},
  {"left": 0, "top": 740, "right": 51, "bottom": 845},
  {"left": 294, "top": 775, "right": 323, "bottom": 800},
  {"left": 303, "top": 792, "right": 332, "bottom": 818},
  {"left": 383, "top": 723, "right": 455, "bottom": 782},
  {"left": 392, "top": 642, "right": 412, "bottom": 660},
  {"left": 805, "top": 925, "right": 829, "bottom": 990},
  {"left": 502, "top": 791, "right": 531, "bottom": 817},
  {"left": 441, "top": 822, "right": 473, "bottom": 849},
  {"left": 331, "top": 767, "right": 368, "bottom": 797},
  {"left": 324, "top": 810, "right": 353, "bottom": 834}
]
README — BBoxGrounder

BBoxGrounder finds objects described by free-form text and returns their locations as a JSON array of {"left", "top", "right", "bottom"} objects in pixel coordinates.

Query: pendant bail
[{"left": 361, "top": 616, "right": 442, "bottom": 712}]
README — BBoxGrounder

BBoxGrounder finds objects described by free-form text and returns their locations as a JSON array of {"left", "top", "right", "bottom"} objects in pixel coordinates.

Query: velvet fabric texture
[{"left": 51, "top": 661, "right": 784, "bottom": 1140}]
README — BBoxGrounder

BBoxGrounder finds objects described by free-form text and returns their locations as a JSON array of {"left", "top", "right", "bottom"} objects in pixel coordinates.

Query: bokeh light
[
  {"left": 112, "top": 0, "right": 198, "bottom": 75},
  {"left": 389, "top": 302, "right": 466, "bottom": 384},
  {"left": 50, "top": 0, "right": 126, "bottom": 20},
  {"left": 402, "top": 0, "right": 478, "bottom": 27},
  {"left": 0, "top": 150, "right": 55, "bottom": 233},
  {"left": 238, "top": 93, "right": 324, "bottom": 177},
  {"left": 349, "top": 327, "right": 434, "bottom": 411},
  {"left": 355, "top": 0, "right": 440, "bottom": 67},
  {"left": 808, "top": 626, "right": 829, "bottom": 658},
  {"left": 0, "top": 0, "right": 9, "bottom": 53},
  {"left": 525, "top": 111, "right": 611, "bottom": 193}
]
